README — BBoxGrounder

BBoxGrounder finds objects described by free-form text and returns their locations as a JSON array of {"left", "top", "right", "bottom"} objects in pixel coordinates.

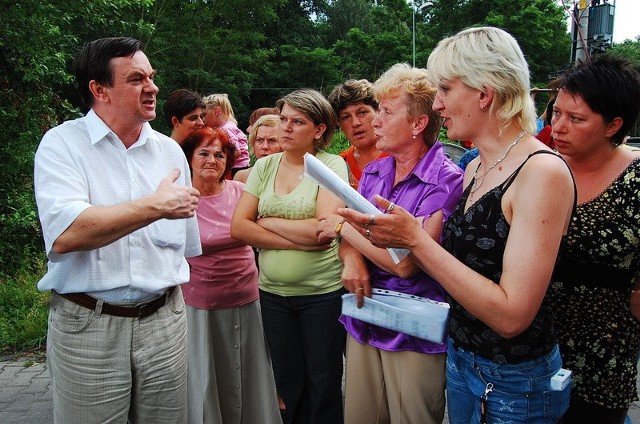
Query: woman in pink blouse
[{"left": 180, "top": 127, "right": 280, "bottom": 424}]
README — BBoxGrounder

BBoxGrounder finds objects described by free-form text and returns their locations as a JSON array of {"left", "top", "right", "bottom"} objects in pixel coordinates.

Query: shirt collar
[
  {"left": 85, "top": 109, "right": 158, "bottom": 148},
  {"left": 364, "top": 141, "right": 448, "bottom": 185}
]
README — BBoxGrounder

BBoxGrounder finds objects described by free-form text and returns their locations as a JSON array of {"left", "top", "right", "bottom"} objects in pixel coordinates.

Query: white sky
[{"left": 611, "top": 0, "right": 639, "bottom": 42}]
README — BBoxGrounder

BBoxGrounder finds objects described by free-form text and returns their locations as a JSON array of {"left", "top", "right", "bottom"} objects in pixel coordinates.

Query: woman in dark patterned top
[
  {"left": 337, "top": 27, "right": 575, "bottom": 423},
  {"left": 549, "top": 55, "right": 640, "bottom": 424}
]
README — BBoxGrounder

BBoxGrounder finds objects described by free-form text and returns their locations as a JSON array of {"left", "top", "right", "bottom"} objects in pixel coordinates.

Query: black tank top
[{"left": 442, "top": 150, "right": 572, "bottom": 364}]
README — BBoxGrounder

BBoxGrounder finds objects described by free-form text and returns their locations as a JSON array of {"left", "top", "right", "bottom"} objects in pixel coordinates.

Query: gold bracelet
[{"left": 334, "top": 219, "right": 346, "bottom": 237}]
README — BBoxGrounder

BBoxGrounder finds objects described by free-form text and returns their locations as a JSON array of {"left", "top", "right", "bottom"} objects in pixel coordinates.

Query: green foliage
[
  {"left": 424, "top": 0, "right": 571, "bottom": 83},
  {"left": 327, "top": 130, "right": 351, "bottom": 155},
  {"left": 609, "top": 39, "right": 640, "bottom": 136},
  {"left": 0, "top": 259, "right": 49, "bottom": 352},
  {"left": 609, "top": 39, "right": 640, "bottom": 68},
  {"left": 321, "top": 0, "right": 376, "bottom": 41},
  {"left": 0, "top": 0, "right": 163, "bottom": 276},
  {"left": 331, "top": 0, "right": 416, "bottom": 82},
  {"left": 0, "top": 1, "right": 79, "bottom": 277},
  {"left": 149, "top": 0, "right": 286, "bottom": 132},
  {"left": 265, "top": 0, "right": 323, "bottom": 48},
  {"left": 272, "top": 45, "right": 342, "bottom": 93},
  {"left": 0, "top": 0, "right": 573, "bottom": 350}
]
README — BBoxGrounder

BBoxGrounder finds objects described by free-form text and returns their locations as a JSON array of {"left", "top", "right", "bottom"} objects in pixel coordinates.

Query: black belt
[{"left": 56, "top": 286, "right": 175, "bottom": 318}]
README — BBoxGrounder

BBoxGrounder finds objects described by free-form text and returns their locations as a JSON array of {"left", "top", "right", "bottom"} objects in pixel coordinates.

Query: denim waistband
[{"left": 448, "top": 338, "right": 560, "bottom": 372}]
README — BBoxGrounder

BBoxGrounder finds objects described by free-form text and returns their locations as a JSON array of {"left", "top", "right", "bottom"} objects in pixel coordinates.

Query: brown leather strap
[{"left": 56, "top": 287, "right": 175, "bottom": 318}]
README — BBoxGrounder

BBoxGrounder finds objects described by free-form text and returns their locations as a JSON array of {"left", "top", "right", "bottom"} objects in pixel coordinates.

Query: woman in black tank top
[{"left": 337, "top": 27, "right": 575, "bottom": 423}]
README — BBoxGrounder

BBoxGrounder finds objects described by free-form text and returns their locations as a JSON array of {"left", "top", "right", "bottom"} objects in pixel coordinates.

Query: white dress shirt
[{"left": 34, "top": 109, "right": 202, "bottom": 301}]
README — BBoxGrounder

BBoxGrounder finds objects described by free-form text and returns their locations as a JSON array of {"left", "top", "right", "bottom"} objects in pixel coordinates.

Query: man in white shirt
[{"left": 33, "top": 37, "right": 202, "bottom": 424}]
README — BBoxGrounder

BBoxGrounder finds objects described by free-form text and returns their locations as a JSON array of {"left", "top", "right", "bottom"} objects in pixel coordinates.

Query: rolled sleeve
[{"left": 34, "top": 127, "right": 93, "bottom": 256}]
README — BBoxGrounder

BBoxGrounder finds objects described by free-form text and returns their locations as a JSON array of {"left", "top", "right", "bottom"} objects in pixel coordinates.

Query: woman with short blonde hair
[
  {"left": 338, "top": 27, "right": 575, "bottom": 423},
  {"left": 427, "top": 26, "right": 537, "bottom": 136},
  {"left": 233, "top": 114, "right": 282, "bottom": 184},
  {"left": 275, "top": 88, "right": 337, "bottom": 150},
  {"left": 318, "top": 62, "right": 463, "bottom": 424}
]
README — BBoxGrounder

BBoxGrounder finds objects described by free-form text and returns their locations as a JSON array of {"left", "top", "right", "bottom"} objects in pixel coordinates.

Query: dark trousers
[
  {"left": 260, "top": 289, "right": 346, "bottom": 424},
  {"left": 560, "top": 398, "right": 628, "bottom": 424}
]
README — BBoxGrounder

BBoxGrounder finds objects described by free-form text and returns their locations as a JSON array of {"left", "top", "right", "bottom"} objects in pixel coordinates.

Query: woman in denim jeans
[{"left": 337, "top": 27, "right": 575, "bottom": 423}]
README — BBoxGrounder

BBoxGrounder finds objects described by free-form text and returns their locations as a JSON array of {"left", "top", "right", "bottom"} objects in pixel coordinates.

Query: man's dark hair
[
  {"left": 72, "top": 37, "right": 142, "bottom": 108},
  {"left": 556, "top": 54, "right": 640, "bottom": 145},
  {"left": 163, "top": 89, "right": 206, "bottom": 128}
]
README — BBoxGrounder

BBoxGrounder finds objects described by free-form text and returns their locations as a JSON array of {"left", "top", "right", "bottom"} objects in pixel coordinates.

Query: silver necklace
[
  {"left": 468, "top": 130, "right": 526, "bottom": 201},
  {"left": 282, "top": 156, "right": 304, "bottom": 180}
]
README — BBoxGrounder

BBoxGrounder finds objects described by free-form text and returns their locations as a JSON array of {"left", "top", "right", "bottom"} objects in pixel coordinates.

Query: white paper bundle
[
  {"left": 341, "top": 288, "right": 450, "bottom": 344},
  {"left": 303, "top": 152, "right": 409, "bottom": 263}
]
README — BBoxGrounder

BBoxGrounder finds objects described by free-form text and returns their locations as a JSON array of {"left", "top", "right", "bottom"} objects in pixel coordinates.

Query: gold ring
[
  {"left": 386, "top": 203, "right": 395, "bottom": 213},
  {"left": 364, "top": 229, "right": 371, "bottom": 238},
  {"left": 355, "top": 287, "right": 364, "bottom": 292},
  {"left": 368, "top": 214, "right": 376, "bottom": 225}
]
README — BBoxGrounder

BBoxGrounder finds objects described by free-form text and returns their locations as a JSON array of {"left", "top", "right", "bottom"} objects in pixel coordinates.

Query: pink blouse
[{"left": 183, "top": 180, "right": 258, "bottom": 309}]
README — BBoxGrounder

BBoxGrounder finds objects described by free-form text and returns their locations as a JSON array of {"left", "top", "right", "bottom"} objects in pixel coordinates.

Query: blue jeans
[
  {"left": 260, "top": 289, "right": 346, "bottom": 424},
  {"left": 446, "top": 339, "right": 570, "bottom": 424}
]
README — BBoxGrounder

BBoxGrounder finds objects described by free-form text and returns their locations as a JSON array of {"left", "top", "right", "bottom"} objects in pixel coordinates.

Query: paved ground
[
  {"left": 1, "top": 353, "right": 640, "bottom": 423},
  {"left": 0, "top": 353, "right": 51, "bottom": 424}
]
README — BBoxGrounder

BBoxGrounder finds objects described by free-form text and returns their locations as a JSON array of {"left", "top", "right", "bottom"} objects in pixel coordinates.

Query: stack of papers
[{"left": 341, "top": 288, "right": 450, "bottom": 344}]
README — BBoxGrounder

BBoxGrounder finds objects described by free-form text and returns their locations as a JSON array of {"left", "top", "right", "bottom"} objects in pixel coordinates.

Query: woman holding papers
[
  {"left": 318, "top": 63, "right": 463, "bottom": 424},
  {"left": 336, "top": 28, "right": 575, "bottom": 423},
  {"left": 230, "top": 89, "right": 348, "bottom": 424}
]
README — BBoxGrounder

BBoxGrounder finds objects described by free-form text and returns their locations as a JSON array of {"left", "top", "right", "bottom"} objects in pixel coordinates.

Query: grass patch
[{"left": 0, "top": 257, "right": 48, "bottom": 354}]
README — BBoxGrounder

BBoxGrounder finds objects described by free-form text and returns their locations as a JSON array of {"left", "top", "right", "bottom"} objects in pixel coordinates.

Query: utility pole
[{"left": 570, "top": 0, "right": 615, "bottom": 63}]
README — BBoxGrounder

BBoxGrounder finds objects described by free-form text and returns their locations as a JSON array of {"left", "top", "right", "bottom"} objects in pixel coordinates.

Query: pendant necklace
[
  {"left": 282, "top": 156, "right": 304, "bottom": 180},
  {"left": 468, "top": 130, "right": 526, "bottom": 202}
]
